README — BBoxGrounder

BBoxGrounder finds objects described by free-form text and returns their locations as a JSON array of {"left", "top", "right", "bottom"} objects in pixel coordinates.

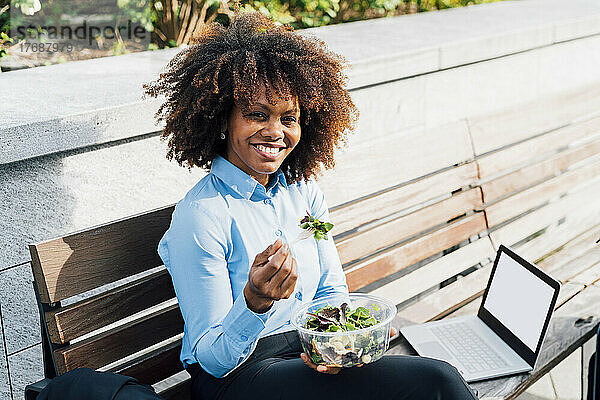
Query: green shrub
[
  {"left": 238, "top": 0, "right": 506, "bottom": 29},
  {"left": 416, "top": 0, "right": 505, "bottom": 11},
  {"left": 2, "top": 0, "right": 508, "bottom": 60},
  {"left": 0, "top": 1, "right": 11, "bottom": 60},
  {"left": 118, "top": 0, "right": 507, "bottom": 45}
]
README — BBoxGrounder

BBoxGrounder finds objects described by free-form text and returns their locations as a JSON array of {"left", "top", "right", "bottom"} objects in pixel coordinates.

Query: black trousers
[{"left": 187, "top": 331, "right": 479, "bottom": 400}]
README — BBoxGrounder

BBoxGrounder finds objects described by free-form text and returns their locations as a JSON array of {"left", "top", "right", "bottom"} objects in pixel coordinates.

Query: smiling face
[{"left": 224, "top": 84, "right": 301, "bottom": 187}]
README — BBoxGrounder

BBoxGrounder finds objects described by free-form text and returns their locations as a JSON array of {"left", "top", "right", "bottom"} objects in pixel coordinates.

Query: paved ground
[{"left": 517, "top": 337, "right": 596, "bottom": 400}]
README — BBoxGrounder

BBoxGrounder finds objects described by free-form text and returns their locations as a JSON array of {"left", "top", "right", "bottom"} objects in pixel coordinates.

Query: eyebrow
[{"left": 254, "top": 102, "right": 299, "bottom": 114}]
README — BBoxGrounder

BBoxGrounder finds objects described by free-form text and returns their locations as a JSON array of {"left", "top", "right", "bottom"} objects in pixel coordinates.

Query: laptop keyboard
[{"left": 431, "top": 323, "right": 509, "bottom": 373}]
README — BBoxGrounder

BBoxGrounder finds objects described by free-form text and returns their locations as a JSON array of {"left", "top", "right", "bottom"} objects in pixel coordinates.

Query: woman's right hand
[{"left": 244, "top": 238, "right": 298, "bottom": 313}]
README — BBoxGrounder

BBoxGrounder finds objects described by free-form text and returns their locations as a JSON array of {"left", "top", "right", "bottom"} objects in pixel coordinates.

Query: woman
[{"left": 144, "top": 11, "right": 478, "bottom": 400}]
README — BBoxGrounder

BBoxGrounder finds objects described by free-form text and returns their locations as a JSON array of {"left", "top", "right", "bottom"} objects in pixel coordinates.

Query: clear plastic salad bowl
[{"left": 292, "top": 293, "right": 397, "bottom": 368}]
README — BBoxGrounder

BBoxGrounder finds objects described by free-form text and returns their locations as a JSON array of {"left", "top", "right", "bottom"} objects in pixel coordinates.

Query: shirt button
[
  {"left": 295, "top": 292, "right": 303, "bottom": 301},
  {"left": 264, "top": 199, "right": 272, "bottom": 205},
  {"left": 275, "top": 229, "right": 282, "bottom": 237},
  {"left": 240, "top": 335, "right": 248, "bottom": 341}
]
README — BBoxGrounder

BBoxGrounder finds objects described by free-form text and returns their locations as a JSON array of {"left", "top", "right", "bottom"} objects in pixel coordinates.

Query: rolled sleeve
[{"left": 222, "top": 291, "right": 272, "bottom": 351}]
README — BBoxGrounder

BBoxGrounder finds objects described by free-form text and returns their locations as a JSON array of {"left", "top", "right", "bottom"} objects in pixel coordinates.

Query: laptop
[{"left": 400, "top": 244, "right": 560, "bottom": 382}]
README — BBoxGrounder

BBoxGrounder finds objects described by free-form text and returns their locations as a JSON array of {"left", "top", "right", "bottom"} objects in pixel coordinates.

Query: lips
[{"left": 251, "top": 143, "right": 286, "bottom": 160}]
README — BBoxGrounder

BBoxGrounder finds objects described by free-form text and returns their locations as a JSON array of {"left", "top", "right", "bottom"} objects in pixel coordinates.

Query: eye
[
  {"left": 246, "top": 111, "right": 267, "bottom": 120},
  {"left": 283, "top": 115, "right": 298, "bottom": 124}
]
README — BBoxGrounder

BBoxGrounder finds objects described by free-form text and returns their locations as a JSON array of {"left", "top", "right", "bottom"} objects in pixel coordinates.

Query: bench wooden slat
[
  {"left": 480, "top": 135, "right": 600, "bottom": 203},
  {"left": 114, "top": 341, "right": 183, "bottom": 384},
  {"left": 46, "top": 269, "right": 174, "bottom": 344},
  {"left": 370, "top": 236, "right": 494, "bottom": 305},
  {"left": 558, "top": 251, "right": 600, "bottom": 283},
  {"left": 528, "top": 223, "right": 600, "bottom": 278},
  {"left": 533, "top": 224, "right": 600, "bottom": 275},
  {"left": 317, "top": 120, "right": 474, "bottom": 208},
  {"left": 337, "top": 188, "right": 482, "bottom": 265},
  {"left": 477, "top": 115, "right": 600, "bottom": 180},
  {"left": 345, "top": 213, "right": 486, "bottom": 291},
  {"left": 571, "top": 264, "right": 600, "bottom": 286},
  {"left": 395, "top": 263, "right": 492, "bottom": 324},
  {"left": 330, "top": 162, "right": 478, "bottom": 236},
  {"left": 469, "top": 83, "right": 600, "bottom": 156},
  {"left": 158, "top": 379, "right": 191, "bottom": 400},
  {"left": 30, "top": 205, "right": 175, "bottom": 303},
  {"left": 490, "top": 176, "right": 600, "bottom": 247},
  {"left": 485, "top": 156, "right": 600, "bottom": 227},
  {"left": 551, "top": 244, "right": 600, "bottom": 284},
  {"left": 54, "top": 304, "right": 183, "bottom": 374},
  {"left": 508, "top": 219, "right": 600, "bottom": 272},
  {"left": 443, "top": 294, "right": 483, "bottom": 319}
]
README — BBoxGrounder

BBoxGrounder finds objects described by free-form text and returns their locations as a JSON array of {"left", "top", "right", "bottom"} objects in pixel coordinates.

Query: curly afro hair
[{"left": 143, "top": 11, "right": 359, "bottom": 183}]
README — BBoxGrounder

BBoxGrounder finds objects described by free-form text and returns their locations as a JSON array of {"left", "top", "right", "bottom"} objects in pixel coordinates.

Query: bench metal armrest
[{"left": 24, "top": 378, "right": 52, "bottom": 400}]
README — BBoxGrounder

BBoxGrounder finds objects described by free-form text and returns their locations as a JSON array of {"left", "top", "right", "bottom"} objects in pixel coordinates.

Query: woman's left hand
[
  {"left": 300, "top": 327, "right": 398, "bottom": 374},
  {"left": 300, "top": 353, "right": 343, "bottom": 374}
]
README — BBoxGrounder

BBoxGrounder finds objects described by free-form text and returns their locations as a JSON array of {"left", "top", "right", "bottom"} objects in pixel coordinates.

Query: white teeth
[{"left": 256, "top": 145, "right": 281, "bottom": 155}]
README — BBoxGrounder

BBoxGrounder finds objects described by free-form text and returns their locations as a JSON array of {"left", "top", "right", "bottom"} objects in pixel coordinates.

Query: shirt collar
[
  {"left": 270, "top": 168, "right": 288, "bottom": 190},
  {"left": 210, "top": 155, "right": 288, "bottom": 199}
]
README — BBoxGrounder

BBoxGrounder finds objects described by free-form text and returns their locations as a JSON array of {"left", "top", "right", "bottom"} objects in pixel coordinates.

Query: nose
[{"left": 262, "top": 119, "right": 285, "bottom": 140}]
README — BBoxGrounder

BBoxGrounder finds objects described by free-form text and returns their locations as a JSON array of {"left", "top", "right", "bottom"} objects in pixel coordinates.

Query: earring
[{"left": 220, "top": 130, "right": 226, "bottom": 140}]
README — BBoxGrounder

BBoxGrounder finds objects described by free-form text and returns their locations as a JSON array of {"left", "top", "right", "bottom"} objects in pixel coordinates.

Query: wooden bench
[{"left": 25, "top": 82, "right": 600, "bottom": 399}]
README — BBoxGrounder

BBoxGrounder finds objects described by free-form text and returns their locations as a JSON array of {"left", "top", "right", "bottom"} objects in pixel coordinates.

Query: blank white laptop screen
[{"left": 482, "top": 252, "right": 556, "bottom": 351}]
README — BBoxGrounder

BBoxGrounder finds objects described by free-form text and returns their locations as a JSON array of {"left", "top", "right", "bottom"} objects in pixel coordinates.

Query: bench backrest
[
  {"left": 29, "top": 82, "right": 600, "bottom": 398},
  {"left": 396, "top": 82, "right": 600, "bottom": 325}
]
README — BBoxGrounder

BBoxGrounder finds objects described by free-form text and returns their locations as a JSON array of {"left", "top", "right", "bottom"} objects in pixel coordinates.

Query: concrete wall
[{"left": 2, "top": 0, "right": 600, "bottom": 398}]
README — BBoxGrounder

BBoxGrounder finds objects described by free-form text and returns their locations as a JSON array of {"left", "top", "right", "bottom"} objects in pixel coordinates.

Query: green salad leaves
[
  {"left": 300, "top": 303, "right": 387, "bottom": 367},
  {"left": 304, "top": 303, "right": 380, "bottom": 332},
  {"left": 299, "top": 212, "right": 334, "bottom": 241}
]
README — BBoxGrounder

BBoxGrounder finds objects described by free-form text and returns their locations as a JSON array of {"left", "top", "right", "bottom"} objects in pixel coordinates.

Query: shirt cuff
[{"left": 222, "top": 292, "right": 271, "bottom": 350}]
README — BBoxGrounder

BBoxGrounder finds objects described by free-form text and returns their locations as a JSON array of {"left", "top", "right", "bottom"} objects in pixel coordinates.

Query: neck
[
  {"left": 253, "top": 174, "right": 269, "bottom": 187},
  {"left": 223, "top": 151, "right": 270, "bottom": 187}
]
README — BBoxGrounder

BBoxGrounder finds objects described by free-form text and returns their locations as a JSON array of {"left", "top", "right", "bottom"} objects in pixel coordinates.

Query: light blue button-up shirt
[{"left": 158, "top": 155, "right": 349, "bottom": 378}]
